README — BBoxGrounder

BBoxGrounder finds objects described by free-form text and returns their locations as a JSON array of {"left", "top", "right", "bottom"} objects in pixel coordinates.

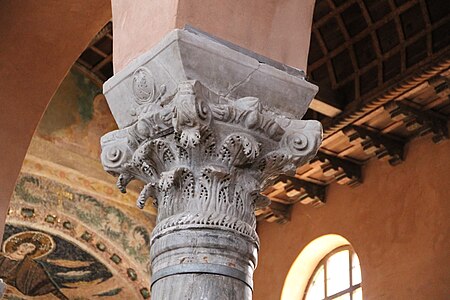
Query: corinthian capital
[
  {"left": 102, "top": 78, "right": 320, "bottom": 232},
  {"left": 99, "top": 28, "right": 322, "bottom": 296}
]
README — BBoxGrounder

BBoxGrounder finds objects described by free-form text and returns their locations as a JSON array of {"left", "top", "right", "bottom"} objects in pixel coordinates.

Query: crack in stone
[{"left": 223, "top": 64, "right": 261, "bottom": 98}]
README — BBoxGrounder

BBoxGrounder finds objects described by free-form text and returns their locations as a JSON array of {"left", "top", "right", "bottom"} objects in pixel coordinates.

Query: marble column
[
  {"left": 0, "top": 279, "right": 5, "bottom": 299},
  {"left": 100, "top": 29, "right": 322, "bottom": 299}
]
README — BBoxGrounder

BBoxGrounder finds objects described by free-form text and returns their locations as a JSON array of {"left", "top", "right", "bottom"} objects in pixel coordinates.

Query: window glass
[
  {"left": 326, "top": 250, "right": 350, "bottom": 296},
  {"left": 304, "top": 246, "right": 362, "bottom": 300},
  {"left": 333, "top": 293, "right": 350, "bottom": 300},
  {"left": 352, "top": 253, "right": 362, "bottom": 285},
  {"left": 305, "top": 265, "right": 325, "bottom": 300},
  {"left": 352, "top": 288, "right": 363, "bottom": 300}
]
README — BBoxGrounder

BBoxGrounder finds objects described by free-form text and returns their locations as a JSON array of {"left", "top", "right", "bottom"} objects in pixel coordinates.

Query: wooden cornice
[{"left": 260, "top": 62, "right": 449, "bottom": 223}]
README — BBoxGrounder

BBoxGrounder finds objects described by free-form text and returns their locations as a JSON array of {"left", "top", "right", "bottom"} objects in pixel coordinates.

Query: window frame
[{"left": 303, "top": 245, "right": 362, "bottom": 300}]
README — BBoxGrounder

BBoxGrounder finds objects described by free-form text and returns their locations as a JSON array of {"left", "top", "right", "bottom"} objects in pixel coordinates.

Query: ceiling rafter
[{"left": 72, "top": 2, "right": 449, "bottom": 223}]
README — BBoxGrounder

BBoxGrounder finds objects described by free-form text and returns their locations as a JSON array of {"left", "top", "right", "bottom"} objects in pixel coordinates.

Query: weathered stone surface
[
  {"left": 0, "top": 279, "right": 5, "bottom": 299},
  {"left": 100, "top": 28, "right": 322, "bottom": 299},
  {"left": 103, "top": 29, "right": 318, "bottom": 128},
  {"left": 152, "top": 274, "right": 251, "bottom": 300}
]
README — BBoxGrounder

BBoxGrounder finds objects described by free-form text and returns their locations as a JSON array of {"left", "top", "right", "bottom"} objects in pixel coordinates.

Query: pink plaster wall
[
  {"left": 111, "top": 0, "right": 179, "bottom": 72},
  {"left": 175, "top": 0, "right": 315, "bottom": 70},
  {"left": 254, "top": 136, "right": 450, "bottom": 300},
  {"left": 112, "top": 0, "right": 315, "bottom": 72}
]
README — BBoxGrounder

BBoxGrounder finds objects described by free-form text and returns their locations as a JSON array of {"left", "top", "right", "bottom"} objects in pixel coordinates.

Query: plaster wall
[
  {"left": 37, "top": 68, "right": 116, "bottom": 160},
  {"left": 0, "top": 1, "right": 111, "bottom": 239},
  {"left": 254, "top": 136, "right": 450, "bottom": 300},
  {"left": 175, "top": 0, "right": 315, "bottom": 71},
  {"left": 111, "top": 0, "right": 179, "bottom": 72},
  {"left": 112, "top": 0, "right": 315, "bottom": 72}
]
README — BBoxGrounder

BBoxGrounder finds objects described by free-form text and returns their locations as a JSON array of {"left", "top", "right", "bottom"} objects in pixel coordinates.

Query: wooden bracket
[
  {"left": 342, "top": 125, "right": 405, "bottom": 166},
  {"left": 384, "top": 101, "right": 449, "bottom": 144},
  {"left": 312, "top": 152, "right": 362, "bottom": 187},
  {"left": 256, "top": 202, "right": 292, "bottom": 224},
  {"left": 277, "top": 175, "right": 327, "bottom": 207}
]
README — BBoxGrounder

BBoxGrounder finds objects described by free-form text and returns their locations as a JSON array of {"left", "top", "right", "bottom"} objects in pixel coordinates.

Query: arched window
[{"left": 304, "top": 246, "right": 362, "bottom": 300}]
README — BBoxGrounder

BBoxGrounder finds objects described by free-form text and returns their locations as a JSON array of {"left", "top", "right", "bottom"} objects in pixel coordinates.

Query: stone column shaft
[{"left": 100, "top": 28, "right": 322, "bottom": 299}]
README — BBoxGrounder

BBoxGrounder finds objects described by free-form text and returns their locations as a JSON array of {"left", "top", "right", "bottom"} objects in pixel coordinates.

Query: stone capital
[
  {"left": 100, "top": 28, "right": 322, "bottom": 299},
  {"left": 103, "top": 28, "right": 318, "bottom": 128}
]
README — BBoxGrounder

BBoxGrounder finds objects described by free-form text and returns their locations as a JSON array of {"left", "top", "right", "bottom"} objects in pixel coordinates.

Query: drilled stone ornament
[
  {"left": 100, "top": 29, "right": 322, "bottom": 300},
  {"left": 102, "top": 81, "right": 321, "bottom": 224}
]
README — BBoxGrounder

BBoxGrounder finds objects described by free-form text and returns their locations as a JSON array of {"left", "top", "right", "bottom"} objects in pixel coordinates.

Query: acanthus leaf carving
[
  {"left": 158, "top": 167, "right": 190, "bottom": 192},
  {"left": 101, "top": 80, "right": 322, "bottom": 245},
  {"left": 116, "top": 172, "right": 135, "bottom": 193},
  {"left": 137, "top": 182, "right": 157, "bottom": 209},
  {"left": 219, "top": 133, "right": 261, "bottom": 167},
  {"left": 210, "top": 97, "right": 285, "bottom": 141},
  {"left": 98, "top": 30, "right": 324, "bottom": 297}
]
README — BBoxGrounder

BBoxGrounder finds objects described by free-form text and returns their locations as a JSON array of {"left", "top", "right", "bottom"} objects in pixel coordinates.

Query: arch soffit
[{"left": 0, "top": 1, "right": 112, "bottom": 240}]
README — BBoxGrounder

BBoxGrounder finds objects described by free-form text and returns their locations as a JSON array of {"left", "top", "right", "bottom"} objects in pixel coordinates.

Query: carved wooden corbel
[
  {"left": 342, "top": 125, "right": 405, "bottom": 166},
  {"left": 384, "top": 101, "right": 448, "bottom": 144}
]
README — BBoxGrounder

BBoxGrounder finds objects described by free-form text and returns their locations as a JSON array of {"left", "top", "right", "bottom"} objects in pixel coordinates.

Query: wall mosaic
[
  {"left": 0, "top": 46, "right": 156, "bottom": 299},
  {"left": 2, "top": 173, "right": 155, "bottom": 299},
  {"left": 1, "top": 224, "right": 111, "bottom": 299},
  {"left": 37, "top": 68, "right": 117, "bottom": 160},
  {"left": 0, "top": 223, "right": 148, "bottom": 300},
  {"left": 12, "top": 174, "right": 155, "bottom": 266}
]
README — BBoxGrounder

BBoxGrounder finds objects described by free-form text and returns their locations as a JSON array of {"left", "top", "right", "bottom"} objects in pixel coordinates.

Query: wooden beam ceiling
[{"left": 72, "top": 1, "right": 449, "bottom": 223}]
